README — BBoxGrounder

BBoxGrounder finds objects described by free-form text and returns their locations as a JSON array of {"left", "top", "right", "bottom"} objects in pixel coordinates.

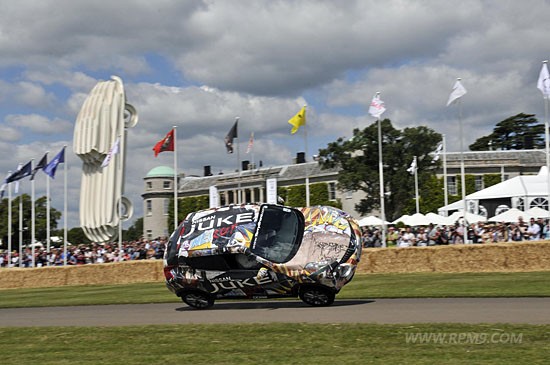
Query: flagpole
[
  {"left": 414, "top": 156, "right": 419, "bottom": 214},
  {"left": 443, "top": 134, "right": 448, "bottom": 213},
  {"left": 46, "top": 163, "right": 51, "bottom": 265},
  {"left": 250, "top": 133, "right": 255, "bottom": 168},
  {"left": 19, "top": 194, "right": 23, "bottom": 268},
  {"left": 303, "top": 105, "right": 310, "bottom": 207},
  {"left": 31, "top": 159, "right": 35, "bottom": 267},
  {"left": 118, "top": 133, "right": 123, "bottom": 261},
  {"left": 173, "top": 126, "right": 178, "bottom": 231},
  {"left": 543, "top": 61, "right": 550, "bottom": 215},
  {"left": 63, "top": 145, "right": 68, "bottom": 266},
  {"left": 545, "top": 87, "right": 550, "bottom": 215},
  {"left": 457, "top": 78, "right": 467, "bottom": 242},
  {"left": 235, "top": 117, "right": 241, "bottom": 204},
  {"left": 375, "top": 92, "right": 387, "bottom": 247},
  {"left": 7, "top": 174, "right": 12, "bottom": 267}
]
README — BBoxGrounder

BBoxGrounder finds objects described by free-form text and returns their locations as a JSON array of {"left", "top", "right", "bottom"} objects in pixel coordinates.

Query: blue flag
[{"left": 44, "top": 147, "right": 65, "bottom": 178}]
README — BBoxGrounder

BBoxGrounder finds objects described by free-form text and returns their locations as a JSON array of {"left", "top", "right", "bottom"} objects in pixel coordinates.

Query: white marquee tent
[
  {"left": 358, "top": 215, "right": 387, "bottom": 226},
  {"left": 438, "top": 166, "right": 550, "bottom": 217},
  {"left": 525, "top": 206, "right": 550, "bottom": 218},
  {"left": 444, "top": 211, "right": 487, "bottom": 225},
  {"left": 488, "top": 208, "right": 529, "bottom": 223},
  {"left": 425, "top": 212, "right": 449, "bottom": 225}
]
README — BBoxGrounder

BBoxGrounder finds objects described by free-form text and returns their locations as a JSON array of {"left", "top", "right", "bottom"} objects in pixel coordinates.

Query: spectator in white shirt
[
  {"left": 398, "top": 227, "right": 416, "bottom": 247},
  {"left": 526, "top": 218, "right": 541, "bottom": 240}
]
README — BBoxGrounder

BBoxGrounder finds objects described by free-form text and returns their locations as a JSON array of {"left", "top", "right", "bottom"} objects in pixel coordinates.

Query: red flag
[{"left": 153, "top": 129, "right": 175, "bottom": 157}]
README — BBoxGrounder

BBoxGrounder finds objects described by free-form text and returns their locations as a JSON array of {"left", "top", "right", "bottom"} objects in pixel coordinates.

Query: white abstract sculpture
[{"left": 73, "top": 76, "right": 138, "bottom": 242}]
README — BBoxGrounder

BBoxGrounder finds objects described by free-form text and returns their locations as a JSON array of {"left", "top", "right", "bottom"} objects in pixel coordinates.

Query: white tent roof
[
  {"left": 392, "top": 214, "right": 410, "bottom": 224},
  {"left": 358, "top": 215, "right": 387, "bottom": 226},
  {"left": 439, "top": 166, "right": 548, "bottom": 215},
  {"left": 404, "top": 213, "right": 429, "bottom": 226},
  {"left": 444, "top": 211, "right": 487, "bottom": 225},
  {"left": 488, "top": 208, "right": 530, "bottom": 223},
  {"left": 467, "top": 167, "right": 548, "bottom": 200},
  {"left": 525, "top": 207, "right": 550, "bottom": 218},
  {"left": 425, "top": 212, "right": 449, "bottom": 225},
  {"left": 391, "top": 213, "right": 433, "bottom": 226}
]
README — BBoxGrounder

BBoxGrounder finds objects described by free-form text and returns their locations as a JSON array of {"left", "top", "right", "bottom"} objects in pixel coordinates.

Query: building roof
[
  {"left": 146, "top": 166, "right": 175, "bottom": 178},
  {"left": 444, "top": 149, "right": 546, "bottom": 167},
  {"left": 178, "top": 162, "right": 340, "bottom": 192}
]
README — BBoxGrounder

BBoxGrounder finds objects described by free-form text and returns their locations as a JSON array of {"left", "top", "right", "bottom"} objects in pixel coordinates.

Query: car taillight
[{"left": 164, "top": 265, "right": 175, "bottom": 280}]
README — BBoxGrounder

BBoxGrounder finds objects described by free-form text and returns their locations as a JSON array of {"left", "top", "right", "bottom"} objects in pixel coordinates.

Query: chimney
[
  {"left": 203, "top": 165, "right": 212, "bottom": 176},
  {"left": 296, "top": 152, "right": 306, "bottom": 164}
]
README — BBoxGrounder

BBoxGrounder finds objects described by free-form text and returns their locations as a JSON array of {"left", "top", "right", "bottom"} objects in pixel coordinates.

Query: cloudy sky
[{"left": 1, "top": 0, "right": 550, "bottom": 229}]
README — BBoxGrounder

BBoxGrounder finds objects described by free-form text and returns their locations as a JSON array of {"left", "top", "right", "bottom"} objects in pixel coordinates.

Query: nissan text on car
[{"left": 164, "top": 203, "right": 362, "bottom": 309}]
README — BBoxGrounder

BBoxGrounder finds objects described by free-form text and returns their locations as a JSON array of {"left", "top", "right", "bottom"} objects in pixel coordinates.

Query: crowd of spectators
[
  {"left": 2, "top": 216, "right": 548, "bottom": 267},
  {"left": 0, "top": 237, "right": 167, "bottom": 268},
  {"left": 361, "top": 216, "right": 550, "bottom": 248}
]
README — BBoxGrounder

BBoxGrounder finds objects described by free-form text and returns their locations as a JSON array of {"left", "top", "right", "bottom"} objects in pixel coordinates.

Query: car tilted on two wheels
[{"left": 164, "top": 204, "right": 362, "bottom": 309}]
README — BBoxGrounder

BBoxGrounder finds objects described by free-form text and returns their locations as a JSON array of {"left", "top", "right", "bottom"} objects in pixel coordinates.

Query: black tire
[
  {"left": 299, "top": 286, "right": 335, "bottom": 307},
  {"left": 180, "top": 290, "right": 215, "bottom": 309}
]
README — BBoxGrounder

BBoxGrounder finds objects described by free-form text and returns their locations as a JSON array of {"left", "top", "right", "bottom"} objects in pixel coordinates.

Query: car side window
[{"left": 252, "top": 205, "right": 304, "bottom": 263}]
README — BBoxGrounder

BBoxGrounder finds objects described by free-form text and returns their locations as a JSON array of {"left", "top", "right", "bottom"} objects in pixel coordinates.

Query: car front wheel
[
  {"left": 181, "top": 290, "right": 215, "bottom": 309},
  {"left": 299, "top": 286, "right": 335, "bottom": 307}
]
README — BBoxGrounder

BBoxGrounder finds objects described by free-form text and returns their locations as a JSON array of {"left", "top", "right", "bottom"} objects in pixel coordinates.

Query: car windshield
[{"left": 251, "top": 205, "right": 303, "bottom": 263}]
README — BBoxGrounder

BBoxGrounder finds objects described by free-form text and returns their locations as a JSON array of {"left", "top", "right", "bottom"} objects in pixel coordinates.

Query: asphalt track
[{"left": 1, "top": 297, "right": 549, "bottom": 327}]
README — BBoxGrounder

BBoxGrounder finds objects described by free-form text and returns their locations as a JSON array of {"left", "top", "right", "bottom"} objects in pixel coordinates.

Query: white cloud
[
  {"left": 0, "top": 126, "right": 21, "bottom": 142},
  {"left": 5, "top": 114, "right": 73, "bottom": 135}
]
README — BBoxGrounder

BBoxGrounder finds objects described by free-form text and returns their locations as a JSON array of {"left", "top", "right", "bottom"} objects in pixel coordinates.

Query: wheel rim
[
  {"left": 303, "top": 289, "right": 329, "bottom": 306},
  {"left": 184, "top": 293, "right": 211, "bottom": 308}
]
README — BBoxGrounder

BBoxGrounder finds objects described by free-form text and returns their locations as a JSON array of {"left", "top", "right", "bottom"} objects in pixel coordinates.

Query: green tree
[
  {"left": 0, "top": 194, "right": 61, "bottom": 249},
  {"left": 469, "top": 113, "right": 544, "bottom": 150},
  {"left": 168, "top": 195, "right": 210, "bottom": 230},
  {"left": 124, "top": 217, "right": 143, "bottom": 241},
  {"left": 403, "top": 174, "right": 445, "bottom": 214},
  {"left": 483, "top": 174, "right": 501, "bottom": 188},
  {"left": 65, "top": 227, "right": 92, "bottom": 245},
  {"left": 277, "top": 183, "right": 342, "bottom": 208},
  {"left": 319, "top": 120, "right": 441, "bottom": 221}
]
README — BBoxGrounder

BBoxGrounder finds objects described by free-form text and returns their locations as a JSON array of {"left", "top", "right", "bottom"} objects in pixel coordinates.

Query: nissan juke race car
[{"left": 164, "top": 204, "right": 362, "bottom": 309}]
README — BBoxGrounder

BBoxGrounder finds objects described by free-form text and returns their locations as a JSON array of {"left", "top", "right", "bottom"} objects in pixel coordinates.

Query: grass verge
[
  {"left": 0, "top": 323, "right": 548, "bottom": 364},
  {"left": 0, "top": 271, "right": 548, "bottom": 308}
]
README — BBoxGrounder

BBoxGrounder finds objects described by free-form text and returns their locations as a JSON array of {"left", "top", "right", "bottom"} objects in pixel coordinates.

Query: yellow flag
[{"left": 288, "top": 106, "right": 306, "bottom": 134}]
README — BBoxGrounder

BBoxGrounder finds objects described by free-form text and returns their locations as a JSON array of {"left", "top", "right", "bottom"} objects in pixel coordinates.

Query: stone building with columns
[{"left": 142, "top": 160, "right": 345, "bottom": 239}]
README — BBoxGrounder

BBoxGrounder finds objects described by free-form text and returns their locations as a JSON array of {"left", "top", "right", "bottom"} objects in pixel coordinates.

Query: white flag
[
  {"left": 432, "top": 142, "right": 443, "bottom": 162},
  {"left": 0, "top": 172, "right": 10, "bottom": 199},
  {"left": 246, "top": 132, "right": 254, "bottom": 154},
  {"left": 407, "top": 157, "right": 417, "bottom": 174},
  {"left": 14, "top": 163, "right": 22, "bottom": 194},
  {"left": 101, "top": 137, "right": 120, "bottom": 168},
  {"left": 446, "top": 79, "right": 467, "bottom": 106},
  {"left": 537, "top": 62, "right": 550, "bottom": 98},
  {"left": 368, "top": 93, "right": 386, "bottom": 118}
]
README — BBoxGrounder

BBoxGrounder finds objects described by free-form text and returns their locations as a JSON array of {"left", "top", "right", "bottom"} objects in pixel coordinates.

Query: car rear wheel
[
  {"left": 299, "top": 286, "right": 335, "bottom": 307},
  {"left": 181, "top": 290, "right": 215, "bottom": 309}
]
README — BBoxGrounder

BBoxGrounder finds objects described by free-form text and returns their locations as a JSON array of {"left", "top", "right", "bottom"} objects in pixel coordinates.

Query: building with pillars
[
  {"left": 142, "top": 159, "right": 345, "bottom": 239},
  {"left": 142, "top": 149, "right": 547, "bottom": 239}
]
